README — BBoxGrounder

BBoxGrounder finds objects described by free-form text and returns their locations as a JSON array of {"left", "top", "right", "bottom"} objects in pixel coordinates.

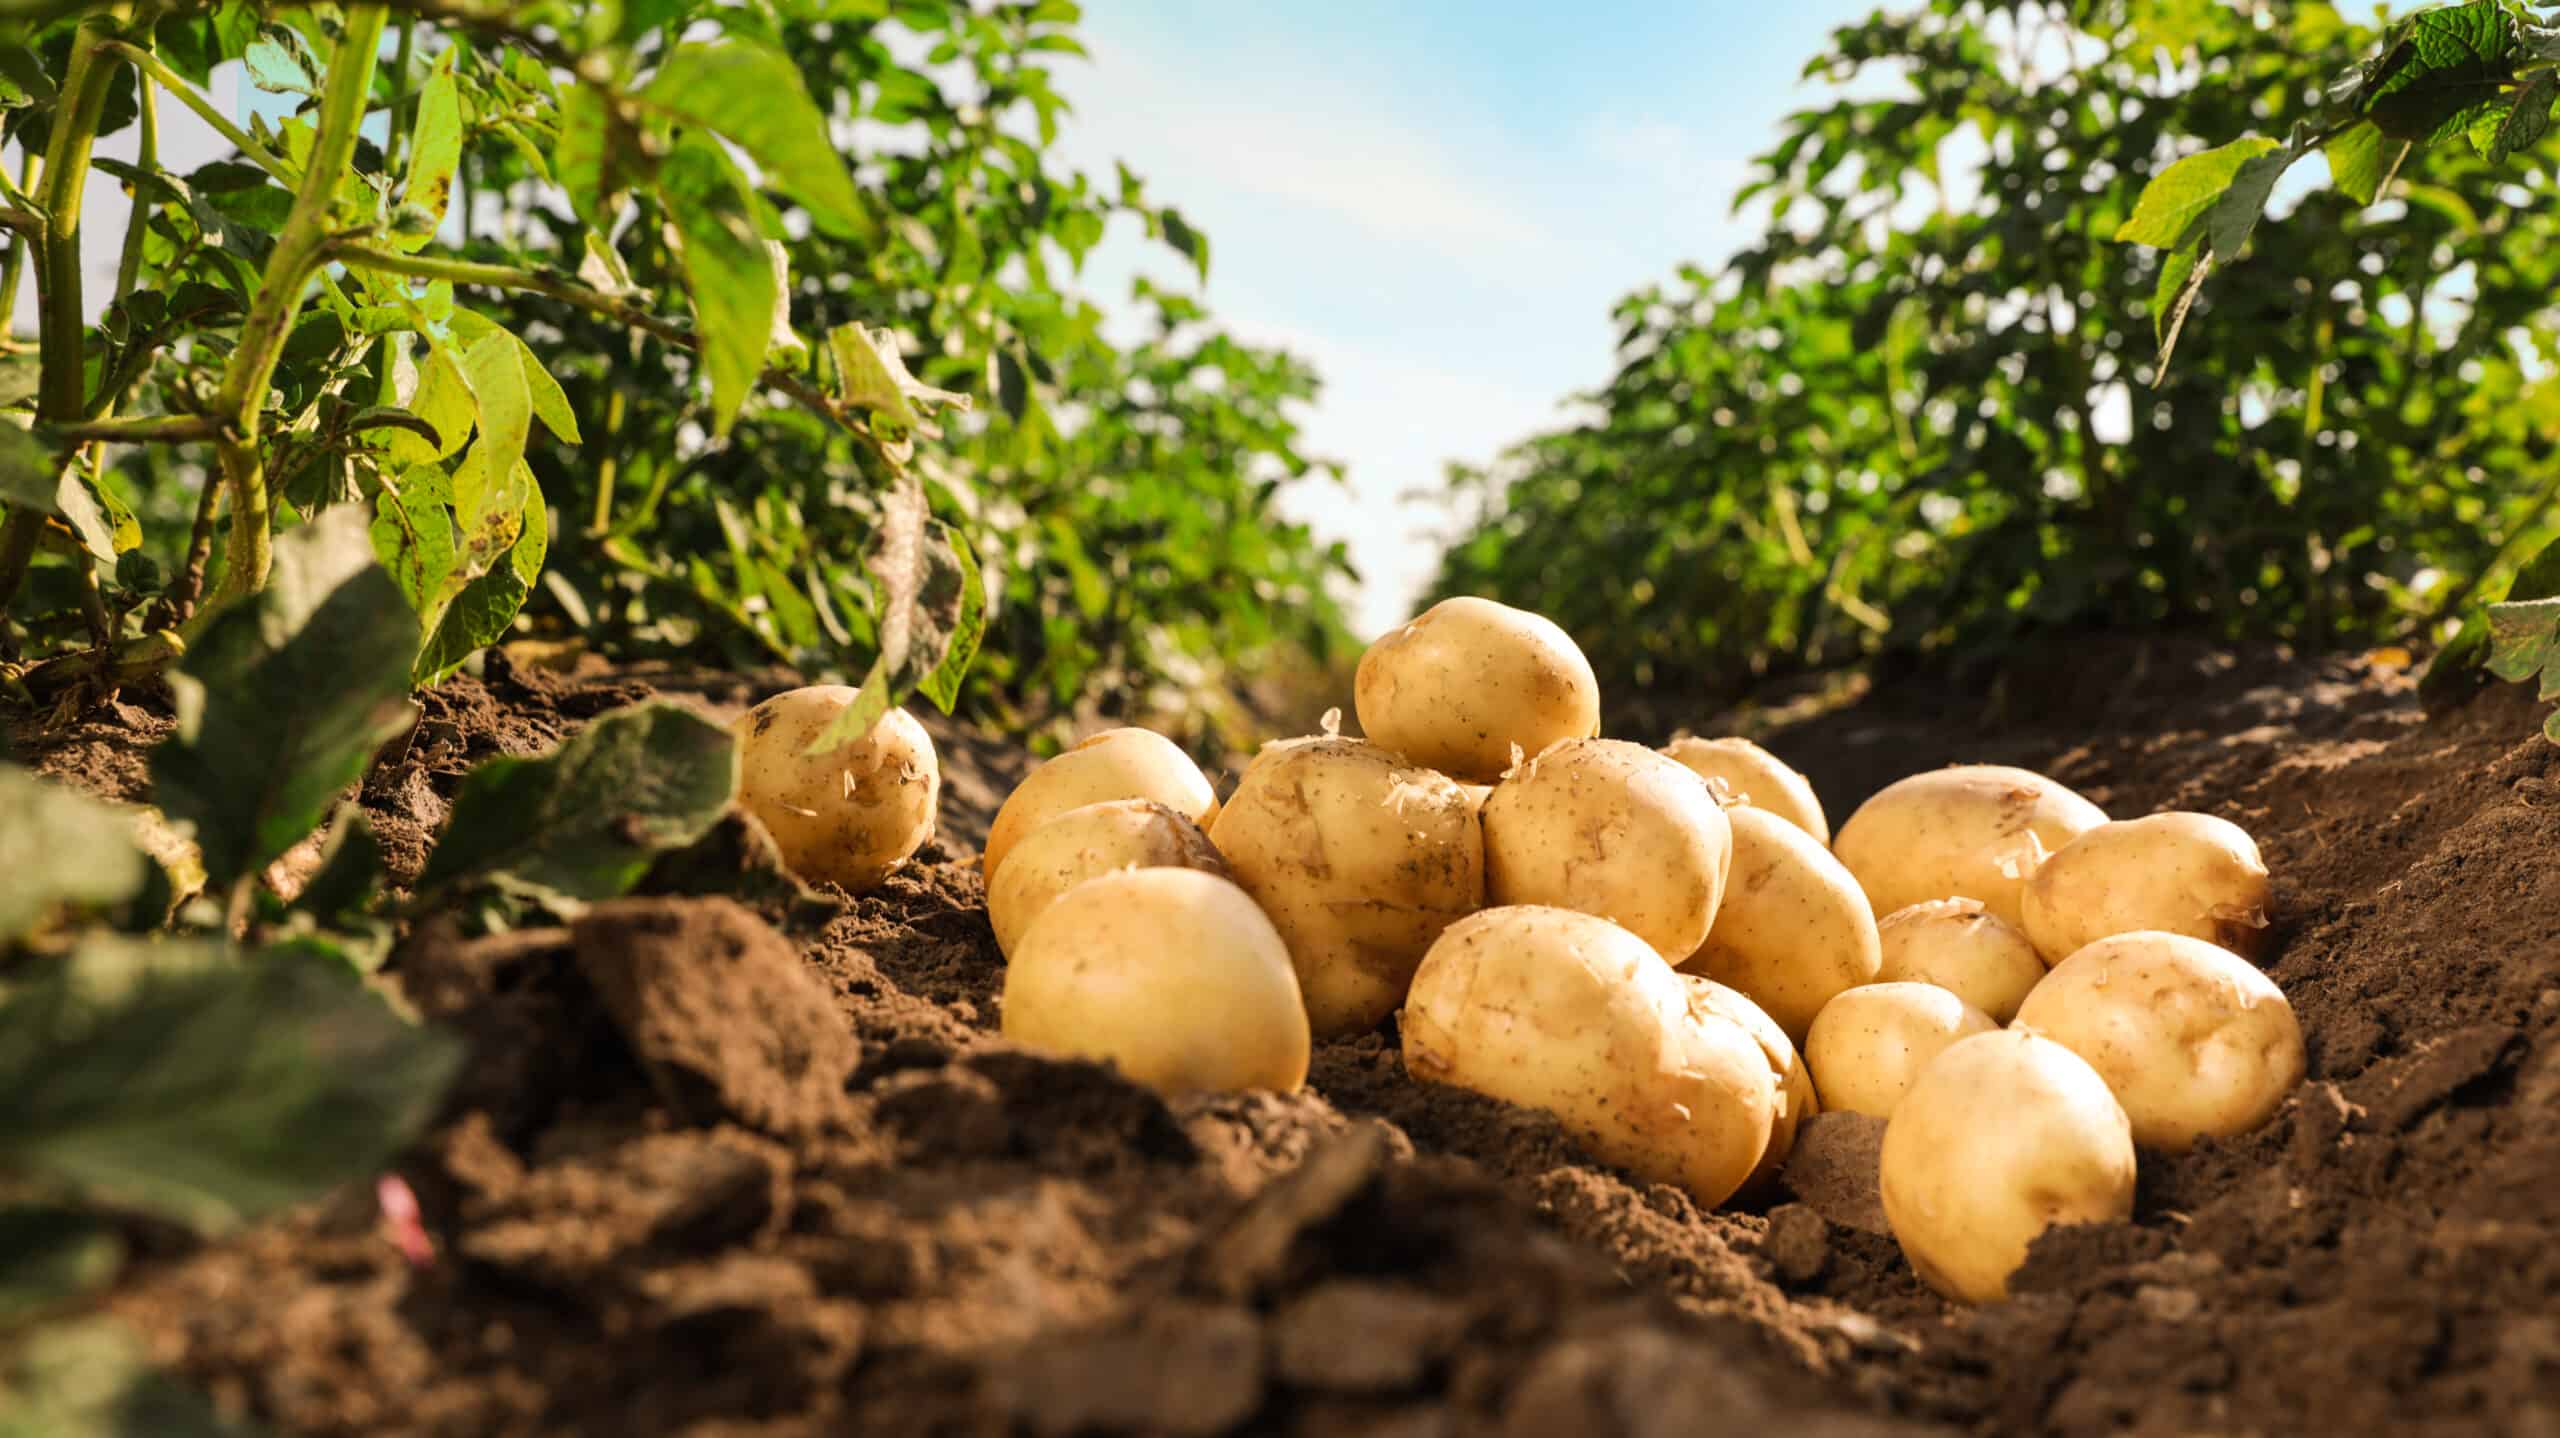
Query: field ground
[{"left": 10, "top": 641, "right": 2557, "bottom": 1437}]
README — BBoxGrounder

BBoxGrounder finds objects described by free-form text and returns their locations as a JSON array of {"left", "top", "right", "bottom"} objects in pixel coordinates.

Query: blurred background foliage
[{"left": 1431, "top": 0, "right": 2560, "bottom": 699}]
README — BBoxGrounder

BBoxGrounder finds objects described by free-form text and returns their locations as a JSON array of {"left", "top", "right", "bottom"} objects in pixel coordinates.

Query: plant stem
[
  {"left": 170, "top": 477, "right": 223, "bottom": 622},
  {"left": 590, "top": 384, "right": 627, "bottom": 533},
  {"left": 0, "top": 151, "right": 38, "bottom": 344},
  {"left": 100, "top": 43, "right": 294, "bottom": 183},
  {"left": 198, "top": 4, "right": 390, "bottom": 617},
  {"left": 51, "top": 413, "right": 223, "bottom": 444},
  {"left": 110, "top": 62, "right": 158, "bottom": 308}
]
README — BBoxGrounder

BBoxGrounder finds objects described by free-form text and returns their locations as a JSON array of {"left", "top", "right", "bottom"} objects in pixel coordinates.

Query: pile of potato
[{"left": 733, "top": 599, "right": 2306, "bottom": 1309}]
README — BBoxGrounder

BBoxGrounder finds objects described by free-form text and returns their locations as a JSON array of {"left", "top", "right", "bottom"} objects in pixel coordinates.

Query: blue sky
[{"left": 1046, "top": 1, "right": 1888, "bottom": 633}]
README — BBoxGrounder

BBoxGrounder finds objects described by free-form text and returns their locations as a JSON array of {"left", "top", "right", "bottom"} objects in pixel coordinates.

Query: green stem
[
  {"left": 199, "top": 4, "right": 389, "bottom": 617},
  {"left": 590, "top": 384, "right": 627, "bottom": 533},
  {"left": 169, "top": 478, "right": 222, "bottom": 622},
  {"left": 98, "top": 42, "right": 295, "bottom": 184},
  {"left": 0, "top": 151, "right": 38, "bottom": 344},
  {"left": 51, "top": 414, "right": 222, "bottom": 444},
  {"left": 110, "top": 62, "right": 158, "bottom": 308}
]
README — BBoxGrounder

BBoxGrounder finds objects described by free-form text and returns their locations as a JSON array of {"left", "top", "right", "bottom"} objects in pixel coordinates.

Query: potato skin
[
  {"left": 986, "top": 799, "right": 1229, "bottom": 959},
  {"left": 1876, "top": 898, "right": 2046, "bottom": 1023},
  {"left": 1001, "top": 868, "right": 1310, "bottom": 1095},
  {"left": 982, "top": 728, "right": 1215, "bottom": 885},
  {"left": 1833, "top": 765, "right": 2107, "bottom": 929},
  {"left": 1804, "top": 981, "right": 1998, "bottom": 1119},
  {"left": 2012, "top": 931, "right": 2304, "bottom": 1152},
  {"left": 1660, "top": 736, "right": 1829, "bottom": 845},
  {"left": 1355, "top": 597, "right": 1602, "bottom": 784},
  {"left": 2020, "top": 812, "right": 2272, "bottom": 965},
  {"left": 730, "top": 689, "right": 939, "bottom": 894},
  {"left": 1208, "top": 738, "right": 1484, "bottom": 1038},
  {"left": 1682, "top": 977, "right": 1817, "bottom": 1197},
  {"left": 1481, "top": 739, "right": 1732, "bottom": 962},
  {"left": 1880, "top": 1029, "right": 2136, "bottom": 1304},
  {"left": 1684, "top": 806, "right": 1880, "bottom": 1041},
  {"left": 1403, "top": 907, "right": 1776, "bottom": 1208}
]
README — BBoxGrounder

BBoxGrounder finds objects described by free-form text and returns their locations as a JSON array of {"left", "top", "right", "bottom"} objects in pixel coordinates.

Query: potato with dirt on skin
[
  {"left": 982, "top": 727, "right": 1216, "bottom": 886},
  {"left": 1209, "top": 737, "right": 1483, "bottom": 1038},
  {"left": 2012, "top": 930, "right": 2304, "bottom": 1152},
  {"left": 1682, "top": 804, "right": 1879, "bottom": 1042},
  {"left": 2021, "top": 811, "right": 2273, "bottom": 965},
  {"left": 730, "top": 688, "right": 940, "bottom": 894},
  {"left": 1875, "top": 898, "right": 2047, "bottom": 1023},
  {"left": 1683, "top": 976, "right": 1818, "bottom": 1196},
  {"left": 1881, "top": 1028, "right": 2137, "bottom": 1304},
  {"left": 1354, "top": 596, "right": 1602, "bottom": 785},
  {"left": 1403, "top": 906, "right": 1777, "bottom": 1209},
  {"left": 1804, "top": 981, "right": 1999, "bottom": 1119},
  {"left": 986, "top": 799, "right": 1229, "bottom": 959},
  {"left": 1832, "top": 765, "right": 2108, "bottom": 929},
  {"left": 1001, "top": 867, "right": 1310, "bottom": 1095},
  {"left": 1481, "top": 739, "right": 1732, "bottom": 963},
  {"left": 1660, "top": 735, "right": 1830, "bottom": 845}
]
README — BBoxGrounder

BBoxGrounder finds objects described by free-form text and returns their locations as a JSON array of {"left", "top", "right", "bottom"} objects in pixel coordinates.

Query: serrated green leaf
[
  {"left": 395, "top": 49, "right": 461, "bottom": 250},
  {"left": 415, "top": 701, "right": 739, "bottom": 905},
  {"left": 0, "top": 767, "right": 150, "bottom": 942},
  {"left": 658, "top": 135, "right": 776, "bottom": 436},
  {"left": 639, "top": 40, "right": 872, "bottom": 241},
  {"left": 154, "top": 508, "right": 422, "bottom": 890},
  {"left": 2114, "top": 137, "right": 2282, "bottom": 249},
  {"left": 2365, "top": 0, "right": 2520, "bottom": 145},
  {"left": 0, "top": 936, "right": 459, "bottom": 1232},
  {"left": 2490, "top": 70, "right": 2557, "bottom": 163}
]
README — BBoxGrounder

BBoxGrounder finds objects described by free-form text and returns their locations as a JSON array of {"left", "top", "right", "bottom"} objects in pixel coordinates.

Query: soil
[{"left": 15, "top": 637, "right": 2557, "bottom": 1437}]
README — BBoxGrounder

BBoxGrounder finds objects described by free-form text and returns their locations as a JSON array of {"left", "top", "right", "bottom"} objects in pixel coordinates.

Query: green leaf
[
  {"left": 638, "top": 40, "right": 872, "bottom": 242},
  {"left": 394, "top": 49, "right": 461, "bottom": 249},
  {"left": 2489, "top": 71, "right": 2557, "bottom": 163},
  {"left": 454, "top": 329, "right": 533, "bottom": 490},
  {"left": 0, "top": 426, "right": 118, "bottom": 565},
  {"left": 828, "top": 322, "right": 970, "bottom": 454},
  {"left": 2203, "top": 143, "right": 2300, "bottom": 263},
  {"left": 153, "top": 507, "right": 422, "bottom": 890},
  {"left": 1160, "top": 206, "right": 1208, "bottom": 279},
  {"left": 415, "top": 462, "right": 546, "bottom": 685},
  {"left": 0, "top": 1208, "right": 125, "bottom": 1322},
  {"left": 2114, "top": 137, "right": 2282, "bottom": 249},
  {"left": 292, "top": 808, "right": 386, "bottom": 933},
  {"left": 0, "top": 936, "right": 459, "bottom": 1232},
  {"left": 2324, "top": 122, "right": 2394, "bottom": 205},
  {"left": 2364, "top": 0, "right": 2520, "bottom": 145},
  {"left": 0, "top": 1319, "right": 252, "bottom": 1438},
  {"left": 657, "top": 135, "right": 777, "bottom": 436},
  {"left": 2484, "top": 595, "right": 2560, "bottom": 683},
  {"left": 415, "top": 701, "right": 738, "bottom": 906},
  {"left": 448, "top": 311, "right": 580, "bottom": 444},
  {"left": 0, "top": 767, "right": 151, "bottom": 942},
  {"left": 243, "top": 26, "right": 320, "bottom": 96}
]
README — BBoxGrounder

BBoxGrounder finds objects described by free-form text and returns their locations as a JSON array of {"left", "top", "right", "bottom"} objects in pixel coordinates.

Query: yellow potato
[
  {"left": 982, "top": 728, "right": 1215, "bottom": 885},
  {"left": 1683, "top": 805, "right": 1880, "bottom": 1041},
  {"left": 1660, "top": 735, "right": 1829, "bottom": 845},
  {"left": 1682, "top": 976, "right": 1817, "bottom": 1197},
  {"left": 1832, "top": 765, "right": 2107, "bottom": 929},
  {"left": 1209, "top": 737, "right": 1483, "bottom": 1037},
  {"left": 1000, "top": 868, "right": 1309, "bottom": 1095},
  {"left": 1403, "top": 906, "right": 1776, "bottom": 1208},
  {"left": 1875, "top": 898, "right": 2046, "bottom": 1023},
  {"left": 1480, "top": 739, "right": 1732, "bottom": 962},
  {"left": 2012, "top": 931, "right": 2304, "bottom": 1152},
  {"left": 1804, "top": 981, "right": 1998, "bottom": 1119},
  {"left": 730, "top": 688, "right": 939, "bottom": 894},
  {"left": 2020, "top": 812, "right": 2273, "bottom": 964},
  {"left": 1354, "top": 596, "right": 1602, "bottom": 783},
  {"left": 985, "top": 799, "right": 1229, "bottom": 959},
  {"left": 1880, "top": 1029, "right": 2136, "bottom": 1304}
]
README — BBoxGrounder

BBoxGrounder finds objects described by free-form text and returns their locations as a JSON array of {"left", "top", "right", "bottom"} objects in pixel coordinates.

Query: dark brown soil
[{"left": 31, "top": 639, "right": 2558, "bottom": 1437}]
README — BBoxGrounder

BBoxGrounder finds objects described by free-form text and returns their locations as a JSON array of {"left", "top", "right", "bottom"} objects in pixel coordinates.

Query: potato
[
  {"left": 1832, "top": 765, "right": 2107, "bottom": 929},
  {"left": 1000, "top": 867, "right": 1309, "bottom": 1095},
  {"left": 1660, "top": 736, "right": 1829, "bottom": 845},
  {"left": 986, "top": 799, "right": 1229, "bottom": 959},
  {"left": 1403, "top": 906, "right": 1776, "bottom": 1208},
  {"left": 1208, "top": 737, "right": 1483, "bottom": 1037},
  {"left": 1875, "top": 898, "right": 2046, "bottom": 1023},
  {"left": 2020, "top": 812, "right": 2272, "bottom": 965},
  {"left": 983, "top": 728, "right": 1216, "bottom": 885},
  {"left": 1879, "top": 1029, "right": 2136, "bottom": 1304},
  {"left": 2012, "top": 931, "right": 2303, "bottom": 1152},
  {"left": 1683, "top": 976, "right": 1817, "bottom": 1196},
  {"left": 730, "top": 689, "right": 939, "bottom": 894},
  {"left": 1480, "top": 739, "right": 1731, "bottom": 962},
  {"left": 1804, "top": 981, "right": 1998, "bottom": 1119},
  {"left": 1683, "top": 805, "right": 1880, "bottom": 1041},
  {"left": 1354, "top": 596, "right": 1601, "bottom": 784}
]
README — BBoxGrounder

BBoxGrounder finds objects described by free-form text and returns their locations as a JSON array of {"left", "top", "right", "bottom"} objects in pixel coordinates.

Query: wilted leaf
[
  {"left": 2484, "top": 595, "right": 2560, "bottom": 684},
  {"left": 639, "top": 41, "right": 872, "bottom": 241},
  {"left": 0, "top": 936, "right": 460, "bottom": 1231},
  {"left": 807, "top": 480, "right": 981, "bottom": 750},
  {"left": 154, "top": 508, "right": 423, "bottom": 890},
  {"left": 415, "top": 702, "right": 739, "bottom": 905},
  {"left": 243, "top": 26, "right": 320, "bottom": 96},
  {"left": 0, "top": 767, "right": 150, "bottom": 943},
  {"left": 658, "top": 135, "right": 777, "bottom": 435},
  {"left": 828, "top": 323, "right": 970, "bottom": 457}
]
